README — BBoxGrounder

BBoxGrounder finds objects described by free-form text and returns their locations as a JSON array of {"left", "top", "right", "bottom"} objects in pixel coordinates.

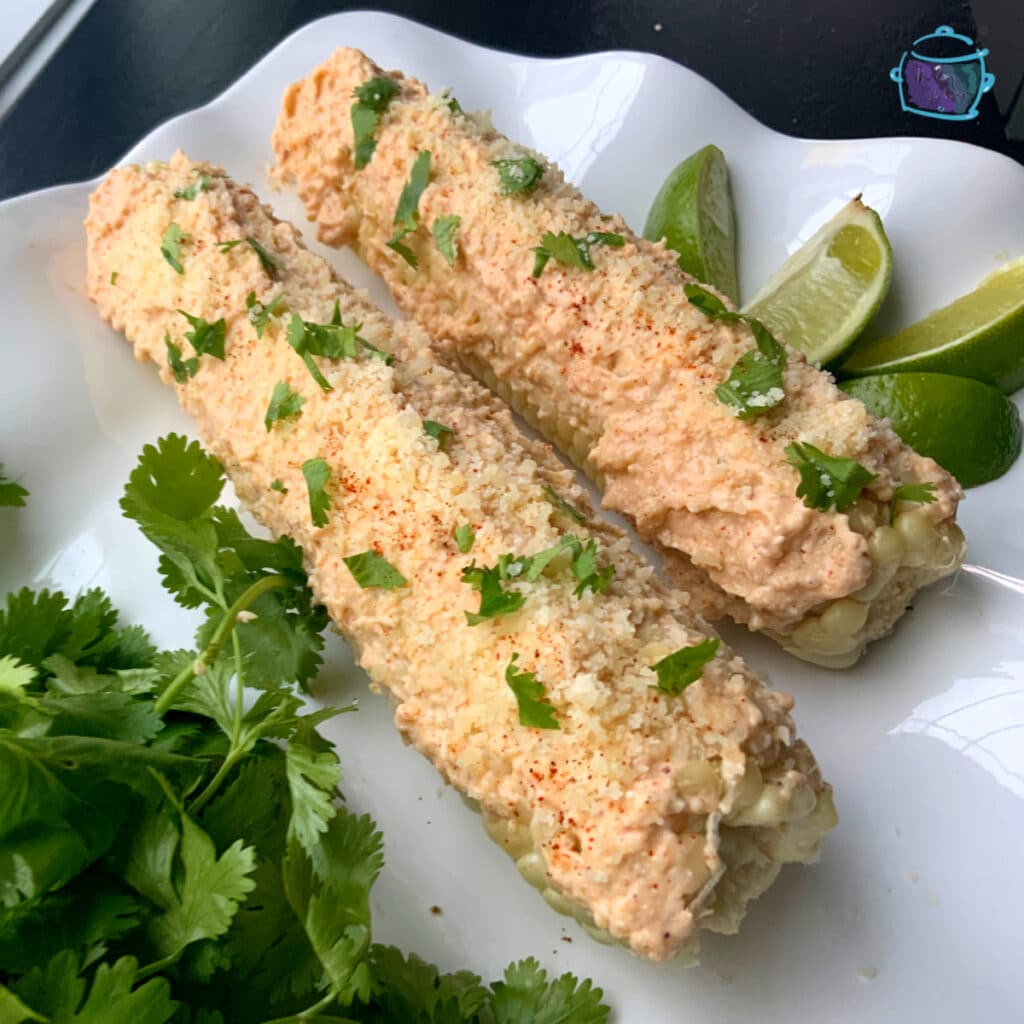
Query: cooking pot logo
[{"left": 890, "top": 25, "right": 996, "bottom": 121}]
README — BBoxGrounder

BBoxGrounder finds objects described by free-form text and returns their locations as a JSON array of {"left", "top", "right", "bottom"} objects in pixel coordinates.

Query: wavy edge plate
[{"left": 1, "top": 11, "right": 1023, "bottom": 1023}]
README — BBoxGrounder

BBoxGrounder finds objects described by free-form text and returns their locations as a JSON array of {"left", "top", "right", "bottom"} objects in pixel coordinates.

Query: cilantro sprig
[
  {"left": 246, "top": 290, "right": 285, "bottom": 337},
  {"left": 0, "top": 435, "right": 612, "bottom": 1021},
  {"left": 351, "top": 76, "right": 401, "bottom": 169},
  {"left": 301, "top": 457, "right": 332, "bottom": 528},
  {"left": 173, "top": 172, "right": 214, "bottom": 200},
  {"left": 388, "top": 151, "right": 432, "bottom": 267},
  {"left": 287, "top": 301, "right": 392, "bottom": 391},
  {"left": 0, "top": 463, "right": 29, "bottom": 507},
  {"left": 651, "top": 637, "right": 720, "bottom": 696},
  {"left": 505, "top": 654, "right": 559, "bottom": 729},
  {"left": 786, "top": 442, "right": 877, "bottom": 512},
  {"left": 532, "top": 230, "right": 625, "bottom": 277},
  {"left": 685, "top": 284, "right": 790, "bottom": 419},
  {"left": 492, "top": 157, "right": 544, "bottom": 195},
  {"left": 343, "top": 550, "right": 408, "bottom": 590}
]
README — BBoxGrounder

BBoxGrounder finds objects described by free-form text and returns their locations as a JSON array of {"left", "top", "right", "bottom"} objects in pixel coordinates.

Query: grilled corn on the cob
[
  {"left": 271, "top": 48, "right": 965, "bottom": 666},
  {"left": 85, "top": 153, "right": 835, "bottom": 963}
]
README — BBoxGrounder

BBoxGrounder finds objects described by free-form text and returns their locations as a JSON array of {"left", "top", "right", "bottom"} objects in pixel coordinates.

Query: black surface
[{"left": 1, "top": 0, "right": 1021, "bottom": 200}]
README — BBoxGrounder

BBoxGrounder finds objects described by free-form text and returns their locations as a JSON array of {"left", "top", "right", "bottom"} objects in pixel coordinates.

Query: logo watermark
[{"left": 890, "top": 25, "right": 996, "bottom": 121}]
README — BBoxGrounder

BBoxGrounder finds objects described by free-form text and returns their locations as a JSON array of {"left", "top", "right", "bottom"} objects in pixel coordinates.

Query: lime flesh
[
  {"left": 840, "top": 257, "right": 1024, "bottom": 394},
  {"left": 742, "top": 197, "right": 892, "bottom": 367},
  {"left": 840, "top": 372, "right": 1022, "bottom": 488},
  {"left": 643, "top": 144, "right": 739, "bottom": 303}
]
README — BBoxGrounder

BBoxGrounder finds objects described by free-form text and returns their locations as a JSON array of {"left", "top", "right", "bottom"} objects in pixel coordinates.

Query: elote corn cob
[
  {"left": 271, "top": 48, "right": 966, "bottom": 666},
  {"left": 85, "top": 153, "right": 835, "bottom": 963}
]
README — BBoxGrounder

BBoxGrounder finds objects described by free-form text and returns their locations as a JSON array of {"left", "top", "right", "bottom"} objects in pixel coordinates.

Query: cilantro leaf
[
  {"left": 122, "top": 803, "right": 255, "bottom": 961},
  {"left": 504, "top": 654, "right": 559, "bottom": 729},
  {"left": 541, "top": 484, "right": 586, "bottom": 524},
  {"left": 569, "top": 538, "right": 615, "bottom": 597},
  {"left": 422, "top": 419, "right": 453, "bottom": 444},
  {"left": 166, "top": 334, "right": 198, "bottom": 383},
  {"left": 285, "top": 739, "right": 341, "bottom": 855},
  {"left": 174, "top": 173, "right": 214, "bottom": 200},
  {"left": 531, "top": 230, "right": 624, "bottom": 277},
  {"left": 351, "top": 76, "right": 401, "bottom": 169},
  {"left": 461, "top": 562, "right": 526, "bottom": 625},
  {"left": 367, "top": 945, "right": 488, "bottom": 1021},
  {"left": 270, "top": 478, "right": 288, "bottom": 494},
  {"left": 178, "top": 309, "right": 226, "bottom": 361},
  {"left": 216, "top": 236, "right": 279, "bottom": 277},
  {"left": 287, "top": 305, "right": 391, "bottom": 392},
  {"left": 387, "top": 151, "right": 431, "bottom": 267},
  {"left": 892, "top": 481, "right": 937, "bottom": 513},
  {"left": 683, "top": 282, "right": 743, "bottom": 323},
  {"left": 785, "top": 442, "right": 876, "bottom": 512},
  {"left": 488, "top": 957, "right": 609, "bottom": 1024},
  {"left": 651, "top": 637, "right": 720, "bottom": 696},
  {"left": 282, "top": 810, "right": 385, "bottom": 1006},
  {"left": 453, "top": 523, "right": 475, "bottom": 554},
  {"left": 38, "top": 691, "right": 162, "bottom": 744},
  {"left": 265, "top": 381, "right": 306, "bottom": 431},
  {"left": 246, "top": 290, "right": 285, "bottom": 338},
  {"left": 0, "top": 981, "right": 46, "bottom": 1022},
  {"left": 431, "top": 214, "right": 461, "bottom": 266},
  {"left": 0, "top": 463, "right": 29, "bottom": 507},
  {"left": 715, "top": 319, "right": 788, "bottom": 419},
  {"left": 343, "top": 550, "right": 407, "bottom": 590},
  {"left": 300, "top": 458, "right": 332, "bottom": 528},
  {"left": 492, "top": 157, "right": 544, "bottom": 196},
  {"left": 160, "top": 223, "right": 188, "bottom": 274}
]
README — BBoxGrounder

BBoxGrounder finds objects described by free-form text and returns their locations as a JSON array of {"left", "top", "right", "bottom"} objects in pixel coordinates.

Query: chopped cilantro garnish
[
  {"left": 270, "top": 478, "right": 288, "bottom": 493},
  {"left": 454, "top": 523, "right": 475, "bottom": 553},
  {"left": 173, "top": 173, "right": 214, "bottom": 200},
  {"left": 342, "top": 550, "right": 408, "bottom": 590},
  {"left": 431, "top": 214, "right": 461, "bottom": 266},
  {"left": 422, "top": 419, "right": 453, "bottom": 444},
  {"left": 505, "top": 654, "right": 559, "bottom": 729},
  {"left": 264, "top": 381, "right": 305, "bottom": 431},
  {"left": 217, "top": 236, "right": 279, "bottom": 277},
  {"left": 683, "top": 282, "right": 744, "bottom": 322},
  {"left": 301, "top": 457, "right": 332, "bottom": 527},
  {"left": 245, "top": 290, "right": 285, "bottom": 337},
  {"left": 542, "top": 484, "right": 587, "bottom": 524},
  {"left": 891, "top": 481, "right": 937, "bottom": 522},
  {"left": 461, "top": 535, "right": 612, "bottom": 624},
  {"left": 492, "top": 157, "right": 544, "bottom": 196},
  {"left": 0, "top": 463, "right": 28, "bottom": 507},
  {"left": 570, "top": 537, "right": 615, "bottom": 597},
  {"left": 651, "top": 637, "right": 719, "bottom": 696},
  {"left": 531, "top": 230, "right": 624, "bottom": 277},
  {"left": 387, "top": 151, "right": 432, "bottom": 267},
  {"left": 160, "top": 222, "right": 188, "bottom": 274},
  {"left": 715, "top": 319, "right": 789, "bottom": 419},
  {"left": 351, "top": 76, "right": 401, "bottom": 169},
  {"left": 110, "top": 271, "right": 118, "bottom": 285},
  {"left": 178, "top": 309, "right": 226, "bottom": 360},
  {"left": 786, "top": 442, "right": 876, "bottom": 512},
  {"left": 165, "top": 333, "right": 198, "bottom": 383},
  {"left": 287, "top": 302, "right": 391, "bottom": 391}
]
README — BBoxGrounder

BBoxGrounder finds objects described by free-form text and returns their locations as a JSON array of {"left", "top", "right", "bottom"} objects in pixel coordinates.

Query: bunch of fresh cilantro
[{"left": 0, "top": 435, "right": 610, "bottom": 1023}]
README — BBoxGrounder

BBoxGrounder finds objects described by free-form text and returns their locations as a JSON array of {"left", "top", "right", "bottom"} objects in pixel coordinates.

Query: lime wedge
[
  {"left": 840, "top": 257, "right": 1024, "bottom": 394},
  {"left": 643, "top": 144, "right": 738, "bottom": 303},
  {"left": 741, "top": 197, "right": 892, "bottom": 366},
  {"left": 840, "top": 372, "right": 1021, "bottom": 488}
]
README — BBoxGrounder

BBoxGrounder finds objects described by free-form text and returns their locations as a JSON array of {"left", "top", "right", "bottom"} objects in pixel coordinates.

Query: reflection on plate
[{"left": 0, "top": 11, "right": 1022, "bottom": 1022}]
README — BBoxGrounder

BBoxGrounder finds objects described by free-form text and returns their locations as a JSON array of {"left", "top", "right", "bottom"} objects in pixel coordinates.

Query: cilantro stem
[
  {"left": 262, "top": 988, "right": 344, "bottom": 1022},
  {"left": 154, "top": 573, "right": 289, "bottom": 715}
]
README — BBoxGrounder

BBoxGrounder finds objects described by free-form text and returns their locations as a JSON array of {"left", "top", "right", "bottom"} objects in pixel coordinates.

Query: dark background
[{"left": 0, "top": 0, "right": 1021, "bottom": 200}]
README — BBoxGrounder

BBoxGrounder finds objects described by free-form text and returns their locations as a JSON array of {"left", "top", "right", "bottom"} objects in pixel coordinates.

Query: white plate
[{"left": 2, "top": 11, "right": 1023, "bottom": 1022}]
